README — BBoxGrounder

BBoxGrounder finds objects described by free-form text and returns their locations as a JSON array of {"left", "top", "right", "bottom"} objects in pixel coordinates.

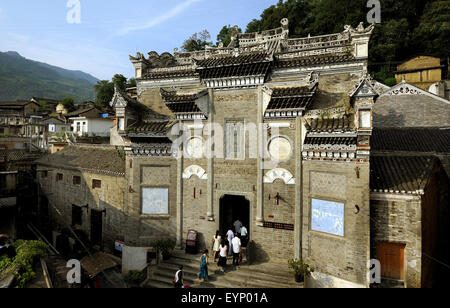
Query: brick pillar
[
  {"left": 176, "top": 121, "right": 184, "bottom": 248},
  {"left": 207, "top": 89, "right": 215, "bottom": 221},
  {"left": 294, "top": 117, "right": 304, "bottom": 259},
  {"left": 256, "top": 86, "right": 264, "bottom": 227}
]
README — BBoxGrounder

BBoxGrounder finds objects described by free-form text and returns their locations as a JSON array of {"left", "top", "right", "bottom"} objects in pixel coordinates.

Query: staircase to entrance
[{"left": 144, "top": 249, "right": 303, "bottom": 289}]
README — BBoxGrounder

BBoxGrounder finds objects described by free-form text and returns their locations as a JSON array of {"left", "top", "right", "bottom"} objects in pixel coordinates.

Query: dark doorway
[
  {"left": 90, "top": 210, "right": 103, "bottom": 246},
  {"left": 219, "top": 195, "right": 250, "bottom": 237},
  {"left": 72, "top": 205, "right": 82, "bottom": 227}
]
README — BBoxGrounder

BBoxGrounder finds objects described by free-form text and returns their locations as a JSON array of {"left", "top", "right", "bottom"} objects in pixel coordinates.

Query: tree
[
  {"left": 112, "top": 74, "right": 127, "bottom": 91},
  {"left": 127, "top": 78, "right": 137, "bottom": 88},
  {"left": 245, "top": 0, "right": 312, "bottom": 36},
  {"left": 246, "top": 19, "right": 262, "bottom": 33},
  {"left": 181, "top": 30, "right": 212, "bottom": 52},
  {"left": 94, "top": 80, "right": 114, "bottom": 109},
  {"left": 243, "top": 0, "right": 447, "bottom": 84},
  {"left": 217, "top": 25, "right": 242, "bottom": 47},
  {"left": 411, "top": 0, "right": 450, "bottom": 59},
  {"left": 94, "top": 74, "right": 135, "bottom": 109},
  {"left": 61, "top": 97, "right": 75, "bottom": 112}
]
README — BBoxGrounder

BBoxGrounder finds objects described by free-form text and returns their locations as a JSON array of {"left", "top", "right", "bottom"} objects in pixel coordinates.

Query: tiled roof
[
  {"left": 197, "top": 52, "right": 270, "bottom": 67},
  {"left": 304, "top": 136, "right": 357, "bottom": 146},
  {"left": 266, "top": 85, "right": 317, "bottom": 112},
  {"left": 143, "top": 67, "right": 198, "bottom": 79},
  {"left": 166, "top": 102, "right": 202, "bottom": 114},
  {"left": 370, "top": 155, "right": 437, "bottom": 194},
  {"left": 66, "top": 107, "right": 102, "bottom": 118},
  {"left": 274, "top": 53, "right": 356, "bottom": 69},
  {"left": 305, "top": 116, "right": 354, "bottom": 131},
  {"left": 0, "top": 100, "right": 35, "bottom": 107},
  {"left": 196, "top": 52, "right": 272, "bottom": 79},
  {"left": 160, "top": 89, "right": 199, "bottom": 103},
  {"left": 128, "top": 121, "right": 171, "bottom": 136},
  {"left": 35, "top": 145, "right": 126, "bottom": 176},
  {"left": 130, "top": 137, "right": 172, "bottom": 145},
  {"left": 372, "top": 128, "right": 450, "bottom": 154},
  {"left": 0, "top": 150, "right": 41, "bottom": 162},
  {"left": 160, "top": 89, "right": 206, "bottom": 115},
  {"left": 31, "top": 97, "right": 60, "bottom": 105}
]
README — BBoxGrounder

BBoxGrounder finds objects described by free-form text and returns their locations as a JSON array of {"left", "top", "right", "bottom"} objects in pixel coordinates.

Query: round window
[
  {"left": 268, "top": 136, "right": 292, "bottom": 162},
  {"left": 185, "top": 137, "right": 204, "bottom": 159}
]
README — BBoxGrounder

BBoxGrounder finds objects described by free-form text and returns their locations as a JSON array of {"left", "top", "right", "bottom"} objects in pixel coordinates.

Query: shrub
[
  {"left": 288, "top": 259, "right": 314, "bottom": 282},
  {"left": 0, "top": 240, "right": 49, "bottom": 288},
  {"left": 124, "top": 270, "right": 147, "bottom": 287}
]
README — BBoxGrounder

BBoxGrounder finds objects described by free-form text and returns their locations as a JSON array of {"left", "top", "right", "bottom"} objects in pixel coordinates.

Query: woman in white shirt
[
  {"left": 212, "top": 230, "right": 221, "bottom": 262},
  {"left": 217, "top": 239, "right": 228, "bottom": 272}
]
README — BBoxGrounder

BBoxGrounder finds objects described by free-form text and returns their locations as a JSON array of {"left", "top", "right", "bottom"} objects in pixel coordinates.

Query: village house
[
  {"left": 0, "top": 100, "right": 41, "bottom": 137},
  {"left": 394, "top": 56, "right": 450, "bottom": 100},
  {"left": 66, "top": 106, "right": 115, "bottom": 138},
  {"left": 35, "top": 145, "right": 127, "bottom": 251},
  {"left": 370, "top": 79, "right": 450, "bottom": 288}
]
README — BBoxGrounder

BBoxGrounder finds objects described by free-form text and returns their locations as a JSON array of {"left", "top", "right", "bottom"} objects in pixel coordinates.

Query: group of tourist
[{"left": 173, "top": 219, "right": 249, "bottom": 287}]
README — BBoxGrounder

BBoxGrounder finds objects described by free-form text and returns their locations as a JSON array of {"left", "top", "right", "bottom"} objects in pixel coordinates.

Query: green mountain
[{"left": 0, "top": 51, "right": 98, "bottom": 102}]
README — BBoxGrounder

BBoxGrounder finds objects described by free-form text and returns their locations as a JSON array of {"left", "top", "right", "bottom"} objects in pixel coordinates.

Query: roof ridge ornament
[
  {"left": 307, "top": 71, "right": 320, "bottom": 86},
  {"left": 349, "top": 71, "right": 381, "bottom": 97}
]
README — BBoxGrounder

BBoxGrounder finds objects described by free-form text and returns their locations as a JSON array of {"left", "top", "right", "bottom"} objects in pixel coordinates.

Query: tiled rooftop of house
[{"left": 35, "top": 145, "right": 126, "bottom": 176}]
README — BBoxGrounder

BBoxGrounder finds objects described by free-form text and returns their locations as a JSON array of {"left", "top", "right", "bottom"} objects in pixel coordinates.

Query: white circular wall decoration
[
  {"left": 268, "top": 136, "right": 292, "bottom": 162},
  {"left": 185, "top": 137, "right": 204, "bottom": 159}
]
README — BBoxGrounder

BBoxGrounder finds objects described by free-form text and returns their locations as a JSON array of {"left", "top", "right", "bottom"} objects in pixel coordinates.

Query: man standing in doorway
[
  {"left": 240, "top": 225, "right": 248, "bottom": 247},
  {"left": 226, "top": 228, "right": 234, "bottom": 256},
  {"left": 233, "top": 218, "right": 243, "bottom": 234},
  {"left": 231, "top": 233, "right": 241, "bottom": 266}
]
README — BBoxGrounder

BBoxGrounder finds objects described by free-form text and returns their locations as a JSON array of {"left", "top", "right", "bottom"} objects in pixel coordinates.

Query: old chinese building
[
  {"left": 109, "top": 20, "right": 382, "bottom": 288},
  {"left": 35, "top": 19, "right": 450, "bottom": 288}
]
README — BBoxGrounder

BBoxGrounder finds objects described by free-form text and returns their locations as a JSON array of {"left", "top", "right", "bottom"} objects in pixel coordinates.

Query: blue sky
[{"left": 0, "top": 0, "right": 278, "bottom": 80}]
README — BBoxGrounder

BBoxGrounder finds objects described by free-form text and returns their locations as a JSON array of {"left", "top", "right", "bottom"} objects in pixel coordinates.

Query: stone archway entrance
[{"left": 219, "top": 195, "right": 250, "bottom": 237}]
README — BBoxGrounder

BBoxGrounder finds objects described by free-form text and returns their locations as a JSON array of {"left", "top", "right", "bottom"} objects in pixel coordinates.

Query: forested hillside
[{"left": 0, "top": 51, "right": 98, "bottom": 102}]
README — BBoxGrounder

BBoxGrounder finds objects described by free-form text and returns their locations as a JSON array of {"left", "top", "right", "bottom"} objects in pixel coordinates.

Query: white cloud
[{"left": 117, "top": 0, "right": 201, "bottom": 36}]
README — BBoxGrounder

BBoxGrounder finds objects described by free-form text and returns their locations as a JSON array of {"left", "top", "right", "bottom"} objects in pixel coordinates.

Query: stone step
[
  {"left": 146, "top": 271, "right": 222, "bottom": 289},
  {"left": 144, "top": 249, "right": 303, "bottom": 289},
  {"left": 154, "top": 263, "right": 297, "bottom": 289},
  {"left": 167, "top": 254, "right": 295, "bottom": 284},
  {"left": 160, "top": 260, "right": 297, "bottom": 288}
]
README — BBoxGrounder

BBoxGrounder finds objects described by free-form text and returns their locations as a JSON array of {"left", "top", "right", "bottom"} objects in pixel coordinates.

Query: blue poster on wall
[
  {"left": 311, "top": 199, "right": 344, "bottom": 236},
  {"left": 142, "top": 188, "right": 169, "bottom": 215}
]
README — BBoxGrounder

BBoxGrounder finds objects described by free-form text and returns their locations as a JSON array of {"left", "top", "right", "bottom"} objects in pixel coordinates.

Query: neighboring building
[
  {"left": 35, "top": 145, "right": 127, "bottom": 250},
  {"left": 370, "top": 80, "right": 450, "bottom": 288},
  {"left": 30, "top": 97, "right": 61, "bottom": 114},
  {"left": 394, "top": 56, "right": 450, "bottom": 100},
  {"left": 42, "top": 116, "right": 71, "bottom": 134},
  {"left": 370, "top": 129, "right": 450, "bottom": 288},
  {"left": 0, "top": 100, "right": 41, "bottom": 136},
  {"left": 394, "top": 56, "right": 446, "bottom": 90},
  {"left": 55, "top": 103, "right": 69, "bottom": 116},
  {"left": 374, "top": 80, "right": 450, "bottom": 128},
  {"left": 66, "top": 107, "right": 115, "bottom": 137}
]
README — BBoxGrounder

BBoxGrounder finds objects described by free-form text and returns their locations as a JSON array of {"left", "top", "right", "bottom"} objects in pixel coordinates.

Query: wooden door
[{"left": 378, "top": 242, "right": 405, "bottom": 280}]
